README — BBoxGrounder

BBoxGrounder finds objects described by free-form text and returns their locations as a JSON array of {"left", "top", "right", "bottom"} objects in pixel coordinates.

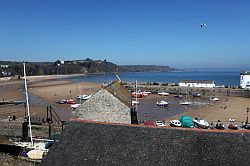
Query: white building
[
  {"left": 179, "top": 80, "right": 215, "bottom": 88},
  {"left": 240, "top": 72, "right": 250, "bottom": 89}
]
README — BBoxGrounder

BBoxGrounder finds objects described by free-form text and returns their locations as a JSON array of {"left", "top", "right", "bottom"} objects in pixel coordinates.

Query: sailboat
[
  {"left": 180, "top": 87, "right": 191, "bottom": 105},
  {"left": 12, "top": 63, "right": 54, "bottom": 160}
]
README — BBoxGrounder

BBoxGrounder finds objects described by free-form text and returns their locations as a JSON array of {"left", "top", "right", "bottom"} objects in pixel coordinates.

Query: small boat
[
  {"left": 241, "top": 123, "right": 250, "bottom": 129},
  {"left": 240, "top": 109, "right": 250, "bottom": 129},
  {"left": 143, "top": 120, "right": 155, "bottom": 126},
  {"left": 215, "top": 120, "right": 225, "bottom": 130},
  {"left": 66, "top": 99, "right": 76, "bottom": 104},
  {"left": 27, "top": 149, "right": 44, "bottom": 160},
  {"left": 158, "top": 92, "right": 169, "bottom": 96},
  {"left": 77, "top": 94, "right": 92, "bottom": 100},
  {"left": 192, "top": 93, "right": 201, "bottom": 97},
  {"left": 131, "top": 92, "right": 143, "bottom": 98},
  {"left": 228, "top": 123, "right": 238, "bottom": 130},
  {"left": 142, "top": 91, "right": 152, "bottom": 95},
  {"left": 180, "top": 101, "right": 192, "bottom": 105},
  {"left": 193, "top": 118, "right": 209, "bottom": 129},
  {"left": 155, "top": 120, "right": 166, "bottom": 127},
  {"left": 132, "top": 100, "right": 139, "bottom": 105},
  {"left": 169, "top": 120, "right": 182, "bottom": 127},
  {"left": 174, "top": 95, "right": 183, "bottom": 98},
  {"left": 56, "top": 99, "right": 67, "bottom": 104},
  {"left": 180, "top": 87, "right": 191, "bottom": 105},
  {"left": 71, "top": 104, "right": 81, "bottom": 110},
  {"left": 156, "top": 100, "right": 169, "bottom": 106},
  {"left": 209, "top": 97, "right": 220, "bottom": 101}
]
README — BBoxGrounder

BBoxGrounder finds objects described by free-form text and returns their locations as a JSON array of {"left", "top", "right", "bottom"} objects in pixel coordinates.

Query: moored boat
[
  {"left": 71, "top": 104, "right": 81, "bottom": 110},
  {"left": 158, "top": 92, "right": 169, "bottom": 96},
  {"left": 180, "top": 101, "right": 192, "bottom": 105},
  {"left": 132, "top": 100, "right": 139, "bottom": 105},
  {"left": 193, "top": 118, "right": 209, "bottom": 129},
  {"left": 169, "top": 120, "right": 182, "bottom": 127},
  {"left": 156, "top": 100, "right": 169, "bottom": 106},
  {"left": 209, "top": 97, "right": 220, "bottom": 101},
  {"left": 77, "top": 94, "right": 92, "bottom": 100},
  {"left": 155, "top": 120, "right": 166, "bottom": 127}
]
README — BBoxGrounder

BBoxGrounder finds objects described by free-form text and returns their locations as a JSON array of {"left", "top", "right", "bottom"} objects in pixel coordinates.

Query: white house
[
  {"left": 240, "top": 72, "right": 250, "bottom": 89},
  {"left": 178, "top": 80, "right": 215, "bottom": 88}
]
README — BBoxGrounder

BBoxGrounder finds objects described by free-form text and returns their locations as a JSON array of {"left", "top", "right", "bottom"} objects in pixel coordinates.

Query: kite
[{"left": 201, "top": 23, "right": 207, "bottom": 28}]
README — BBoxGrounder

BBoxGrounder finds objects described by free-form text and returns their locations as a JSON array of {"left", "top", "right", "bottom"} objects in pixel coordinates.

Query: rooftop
[{"left": 41, "top": 121, "right": 250, "bottom": 165}]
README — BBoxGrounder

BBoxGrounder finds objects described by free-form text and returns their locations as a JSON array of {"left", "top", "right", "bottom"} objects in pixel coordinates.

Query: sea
[{"left": 65, "top": 70, "right": 242, "bottom": 86}]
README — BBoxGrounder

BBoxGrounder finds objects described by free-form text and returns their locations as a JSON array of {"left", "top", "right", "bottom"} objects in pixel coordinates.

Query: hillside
[
  {"left": 119, "top": 65, "right": 177, "bottom": 72},
  {"left": 0, "top": 60, "right": 178, "bottom": 77}
]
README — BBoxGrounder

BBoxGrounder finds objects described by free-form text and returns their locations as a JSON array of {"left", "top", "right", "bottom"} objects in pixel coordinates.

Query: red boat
[
  {"left": 131, "top": 92, "right": 142, "bottom": 98},
  {"left": 66, "top": 99, "right": 76, "bottom": 104}
]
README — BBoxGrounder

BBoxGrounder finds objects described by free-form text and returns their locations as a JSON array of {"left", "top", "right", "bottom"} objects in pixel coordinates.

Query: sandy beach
[{"left": 1, "top": 75, "right": 250, "bottom": 123}]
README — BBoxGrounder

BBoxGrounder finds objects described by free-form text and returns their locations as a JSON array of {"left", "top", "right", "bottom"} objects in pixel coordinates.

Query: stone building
[{"left": 76, "top": 81, "right": 137, "bottom": 124}]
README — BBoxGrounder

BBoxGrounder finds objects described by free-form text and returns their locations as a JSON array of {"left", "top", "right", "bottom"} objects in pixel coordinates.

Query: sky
[{"left": 0, "top": 0, "right": 250, "bottom": 69}]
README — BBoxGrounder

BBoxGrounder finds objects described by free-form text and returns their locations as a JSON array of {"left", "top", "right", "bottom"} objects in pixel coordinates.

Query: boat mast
[
  {"left": 23, "top": 63, "right": 33, "bottom": 145},
  {"left": 135, "top": 80, "right": 138, "bottom": 111}
]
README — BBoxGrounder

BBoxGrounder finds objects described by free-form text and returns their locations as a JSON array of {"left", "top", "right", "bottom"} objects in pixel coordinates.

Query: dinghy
[{"left": 169, "top": 120, "right": 182, "bottom": 127}]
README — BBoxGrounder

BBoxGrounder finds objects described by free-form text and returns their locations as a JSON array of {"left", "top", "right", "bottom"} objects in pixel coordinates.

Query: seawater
[{"left": 65, "top": 70, "right": 241, "bottom": 86}]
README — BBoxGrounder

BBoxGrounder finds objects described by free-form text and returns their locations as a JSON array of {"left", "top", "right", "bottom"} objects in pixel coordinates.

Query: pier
[{"left": 127, "top": 84, "right": 250, "bottom": 98}]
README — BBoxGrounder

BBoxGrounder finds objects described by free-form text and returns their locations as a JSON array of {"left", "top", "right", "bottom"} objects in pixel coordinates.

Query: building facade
[
  {"left": 240, "top": 72, "right": 250, "bottom": 89},
  {"left": 179, "top": 80, "right": 215, "bottom": 88}
]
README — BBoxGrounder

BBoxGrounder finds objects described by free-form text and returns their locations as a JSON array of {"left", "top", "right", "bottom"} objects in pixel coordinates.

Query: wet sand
[
  {"left": 164, "top": 96, "right": 250, "bottom": 123},
  {"left": 1, "top": 76, "right": 250, "bottom": 123}
]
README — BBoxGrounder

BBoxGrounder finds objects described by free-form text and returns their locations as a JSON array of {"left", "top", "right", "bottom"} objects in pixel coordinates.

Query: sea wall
[{"left": 129, "top": 85, "right": 250, "bottom": 97}]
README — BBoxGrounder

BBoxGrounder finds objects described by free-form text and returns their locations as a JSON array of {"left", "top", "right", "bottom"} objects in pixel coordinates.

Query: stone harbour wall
[{"left": 130, "top": 85, "right": 250, "bottom": 97}]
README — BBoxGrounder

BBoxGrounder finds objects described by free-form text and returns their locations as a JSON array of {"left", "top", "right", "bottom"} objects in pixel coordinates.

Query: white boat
[
  {"left": 180, "top": 101, "right": 192, "bottom": 105},
  {"left": 77, "top": 94, "right": 92, "bottom": 100},
  {"left": 193, "top": 118, "right": 209, "bottom": 129},
  {"left": 169, "top": 120, "right": 182, "bottom": 127},
  {"left": 132, "top": 100, "right": 139, "bottom": 105},
  {"left": 158, "top": 92, "right": 169, "bottom": 96},
  {"left": 209, "top": 97, "right": 220, "bottom": 101},
  {"left": 71, "top": 103, "right": 81, "bottom": 109},
  {"left": 141, "top": 91, "right": 152, "bottom": 95},
  {"left": 156, "top": 100, "right": 169, "bottom": 106},
  {"left": 180, "top": 87, "right": 191, "bottom": 105},
  {"left": 155, "top": 120, "right": 166, "bottom": 127},
  {"left": 27, "top": 149, "right": 44, "bottom": 160}
]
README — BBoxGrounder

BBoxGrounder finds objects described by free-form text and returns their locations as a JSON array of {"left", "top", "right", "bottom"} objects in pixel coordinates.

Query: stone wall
[
  {"left": 77, "top": 89, "right": 131, "bottom": 124},
  {"left": 0, "top": 120, "right": 63, "bottom": 138},
  {"left": 130, "top": 85, "right": 250, "bottom": 97}
]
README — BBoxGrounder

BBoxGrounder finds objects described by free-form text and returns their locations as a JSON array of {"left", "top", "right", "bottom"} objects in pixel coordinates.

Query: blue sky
[{"left": 0, "top": 0, "right": 250, "bottom": 68}]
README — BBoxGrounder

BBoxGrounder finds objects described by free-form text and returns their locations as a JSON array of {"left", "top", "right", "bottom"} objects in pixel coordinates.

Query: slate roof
[
  {"left": 104, "top": 81, "right": 132, "bottom": 107},
  {"left": 41, "top": 121, "right": 250, "bottom": 166}
]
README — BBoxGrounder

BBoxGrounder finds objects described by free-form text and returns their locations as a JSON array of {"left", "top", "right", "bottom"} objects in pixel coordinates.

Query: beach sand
[
  {"left": 0, "top": 76, "right": 100, "bottom": 120},
  {"left": 164, "top": 96, "right": 250, "bottom": 123},
  {"left": 1, "top": 76, "right": 250, "bottom": 123}
]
